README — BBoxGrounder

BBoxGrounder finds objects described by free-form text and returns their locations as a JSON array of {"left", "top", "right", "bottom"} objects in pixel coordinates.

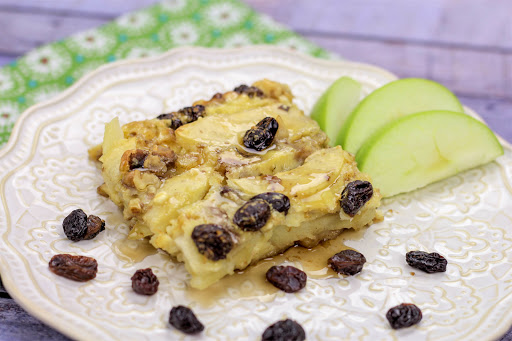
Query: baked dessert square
[{"left": 90, "top": 80, "right": 382, "bottom": 289}]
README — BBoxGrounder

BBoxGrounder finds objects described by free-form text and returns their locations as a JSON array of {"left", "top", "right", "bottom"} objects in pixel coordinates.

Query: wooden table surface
[{"left": 0, "top": 1, "right": 511, "bottom": 340}]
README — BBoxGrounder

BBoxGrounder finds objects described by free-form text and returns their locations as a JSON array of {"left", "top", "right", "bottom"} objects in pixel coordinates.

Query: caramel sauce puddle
[{"left": 188, "top": 228, "right": 365, "bottom": 307}]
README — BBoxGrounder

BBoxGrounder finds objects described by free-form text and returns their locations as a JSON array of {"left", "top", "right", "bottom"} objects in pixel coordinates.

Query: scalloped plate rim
[{"left": 0, "top": 45, "right": 511, "bottom": 341}]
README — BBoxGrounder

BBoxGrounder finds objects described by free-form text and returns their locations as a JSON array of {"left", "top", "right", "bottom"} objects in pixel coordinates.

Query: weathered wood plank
[
  {"left": 457, "top": 96, "right": 512, "bottom": 143},
  {"left": 0, "top": 11, "right": 108, "bottom": 55},
  {"left": 0, "top": 298, "right": 71, "bottom": 340},
  {"left": 0, "top": 13, "right": 509, "bottom": 101},
  {"left": 0, "top": 277, "right": 8, "bottom": 297},
  {"left": 506, "top": 55, "right": 512, "bottom": 97},
  {"left": 0, "top": 55, "right": 15, "bottom": 67},
  {"left": 306, "top": 35, "right": 511, "bottom": 100},
  {"left": 246, "top": 0, "right": 512, "bottom": 50},
  {"left": 0, "top": 0, "right": 511, "bottom": 54},
  {"left": 0, "top": 0, "right": 156, "bottom": 16}
]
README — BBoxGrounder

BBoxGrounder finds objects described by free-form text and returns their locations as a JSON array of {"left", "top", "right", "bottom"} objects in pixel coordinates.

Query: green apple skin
[
  {"left": 339, "top": 78, "right": 464, "bottom": 154},
  {"left": 355, "top": 110, "right": 503, "bottom": 197},
  {"left": 310, "top": 76, "right": 362, "bottom": 146}
]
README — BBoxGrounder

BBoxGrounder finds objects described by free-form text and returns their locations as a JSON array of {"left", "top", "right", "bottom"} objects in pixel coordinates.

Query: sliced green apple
[
  {"left": 339, "top": 78, "right": 464, "bottom": 154},
  {"left": 310, "top": 76, "right": 362, "bottom": 146},
  {"left": 356, "top": 110, "right": 503, "bottom": 197}
]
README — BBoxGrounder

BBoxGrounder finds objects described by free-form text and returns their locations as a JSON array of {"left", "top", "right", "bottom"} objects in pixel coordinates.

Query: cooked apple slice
[
  {"left": 311, "top": 76, "right": 362, "bottom": 145},
  {"left": 356, "top": 110, "right": 503, "bottom": 197},
  {"left": 339, "top": 78, "right": 464, "bottom": 154},
  {"left": 229, "top": 147, "right": 345, "bottom": 198},
  {"left": 101, "top": 117, "right": 124, "bottom": 156}
]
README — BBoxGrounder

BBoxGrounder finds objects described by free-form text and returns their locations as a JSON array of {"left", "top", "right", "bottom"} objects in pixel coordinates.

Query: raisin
[
  {"left": 266, "top": 266, "right": 307, "bottom": 293},
  {"left": 406, "top": 251, "right": 447, "bottom": 273},
  {"left": 83, "top": 215, "right": 105, "bottom": 240},
  {"left": 169, "top": 306, "right": 204, "bottom": 334},
  {"left": 49, "top": 254, "right": 98, "bottom": 282},
  {"left": 243, "top": 117, "right": 279, "bottom": 151},
  {"left": 157, "top": 105, "right": 205, "bottom": 130},
  {"left": 251, "top": 192, "right": 290, "bottom": 215},
  {"left": 278, "top": 105, "right": 290, "bottom": 112},
  {"left": 63, "top": 209, "right": 88, "bottom": 241},
  {"left": 159, "top": 115, "right": 183, "bottom": 130},
  {"left": 131, "top": 268, "right": 159, "bottom": 295},
  {"left": 191, "top": 224, "right": 234, "bottom": 261},
  {"left": 262, "top": 319, "right": 306, "bottom": 341},
  {"left": 233, "top": 198, "right": 271, "bottom": 231},
  {"left": 340, "top": 180, "right": 373, "bottom": 216},
  {"left": 386, "top": 303, "right": 422, "bottom": 329},
  {"left": 328, "top": 249, "right": 366, "bottom": 276},
  {"left": 233, "top": 84, "right": 264, "bottom": 98}
]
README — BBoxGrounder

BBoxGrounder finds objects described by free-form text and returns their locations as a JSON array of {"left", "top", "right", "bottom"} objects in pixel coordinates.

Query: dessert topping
[
  {"left": 340, "top": 180, "right": 373, "bottom": 216},
  {"left": 49, "top": 254, "right": 98, "bottom": 282},
  {"left": 192, "top": 224, "right": 234, "bottom": 261}
]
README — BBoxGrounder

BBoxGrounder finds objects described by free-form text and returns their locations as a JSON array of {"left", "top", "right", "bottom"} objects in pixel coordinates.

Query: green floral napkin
[{"left": 0, "top": 0, "right": 332, "bottom": 147}]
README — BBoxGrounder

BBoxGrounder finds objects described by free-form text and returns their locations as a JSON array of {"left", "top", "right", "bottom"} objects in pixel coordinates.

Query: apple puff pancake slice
[{"left": 92, "top": 79, "right": 381, "bottom": 289}]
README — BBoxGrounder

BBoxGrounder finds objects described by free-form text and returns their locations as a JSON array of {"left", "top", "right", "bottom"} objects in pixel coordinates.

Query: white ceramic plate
[{"left": 1, "top": 46, "right": 511, "bottom": 341}]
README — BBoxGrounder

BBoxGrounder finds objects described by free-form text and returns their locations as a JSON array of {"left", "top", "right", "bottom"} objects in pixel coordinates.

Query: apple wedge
[
  {"left": 339, "top": 78, "right": 464, "bottom": 154},
  {"left": 311, "top": 76, "right": 362, "bottom": 145},
  {"left": 356, "top": 110, "right": 503, "bottom": 197}
]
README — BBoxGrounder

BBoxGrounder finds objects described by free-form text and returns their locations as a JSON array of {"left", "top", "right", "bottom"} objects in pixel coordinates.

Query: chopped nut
[
  {"left": 129, "top": 198, "right": 143, "bottom": 214},
  {"left": 120, "top": 149, "right": 149, "bottom": 172},
  {"left": 150, "top": 145, "right": 176, "bottom": 165},
  {"left": 142, "top": 146, "right": 177, "bottom": 176},
  {"left": 132, "top": 171, "right": 161, "bottom": 191},
  {"left": 143, "top": 155, "right": 167, "bottom": 176},
  {"left": 122, "top": 120, "right": 176, "bottom": 147},
  {"left": 122, "top": 171, "right": 136, "bottom": 187}
]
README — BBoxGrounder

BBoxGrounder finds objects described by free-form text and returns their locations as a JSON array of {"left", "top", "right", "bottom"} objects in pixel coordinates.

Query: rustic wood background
[{"left": 0, "top": 0, "right": 511, "bottom": 340}]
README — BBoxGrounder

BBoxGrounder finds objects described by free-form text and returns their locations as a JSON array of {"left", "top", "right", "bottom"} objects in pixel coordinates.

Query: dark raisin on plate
[
  {"left": 328, "top": 249, "right": 366, "bottom": 276},
  {"left": 266, "top": 265, "right": 307, "bottom": 293},
  {"left": 243, "top": 117, "right": 279, "bottom": 151},
  {"left": 63, "top": 209, "right": 88, "bottom": 241},
  {"left": 406, "top": 251, "right": 447, "bottom": 273},
  {"left": 131, "top": 268, "right": 159, "bottom": 295},
  {"left": 169, "top": 305, "right": 204, "bottom": 335},
  {"left": 191, "top": 224, "right": 234, "bottom": 261},
  {"left": 386, "top": 303, "right": 422, "bottom": 329},
  {"left": 49, "top": 254, "right": 98, "bottom": 282},
  {"left": 233, "top": 198, "right": 271, "bottom": 231},
  {"left": 262, "top": 319, "right": 306, "bottom": 341},
  {"left": 63, "top": 209, "right": 105, "bottom": 242},
  {"left": 340, "top": 180, "right": 373, "bottom": 216},
  {"left": 84, "top": 215, "right": 105, "bottom": 240},
  {"left": 250, "top": 192, "right": 291, "bottom": 215}
]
